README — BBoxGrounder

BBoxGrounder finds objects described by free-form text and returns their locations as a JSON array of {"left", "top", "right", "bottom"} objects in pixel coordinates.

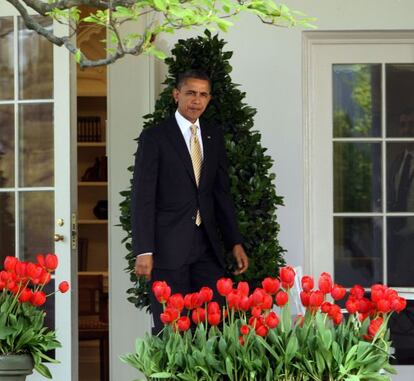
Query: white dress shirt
[{"left": 137, "top": 110, "right": 204, "bottom": 257}]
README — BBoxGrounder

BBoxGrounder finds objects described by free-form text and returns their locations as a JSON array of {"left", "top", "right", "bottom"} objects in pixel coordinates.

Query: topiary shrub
[{"left": 119, "top": 30, "right": 285, "bottom": 311}]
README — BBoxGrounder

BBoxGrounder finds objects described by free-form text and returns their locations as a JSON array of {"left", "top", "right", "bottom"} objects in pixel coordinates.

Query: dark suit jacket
[{"left": 131, "top": 116, "right": 242, "bottom": 270}]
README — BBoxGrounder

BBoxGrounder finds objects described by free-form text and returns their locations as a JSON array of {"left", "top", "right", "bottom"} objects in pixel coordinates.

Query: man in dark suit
[{"left": 131, "top": 70, "right": 248, "bottom": 333}]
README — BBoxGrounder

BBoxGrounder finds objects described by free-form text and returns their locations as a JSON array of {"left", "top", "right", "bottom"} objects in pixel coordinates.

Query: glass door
[
  {"left": 0, "top": 3, "right": 75, "bottom": 380},
  {"left": 305, "top": 32, "right": 414, "bottom": 377}
]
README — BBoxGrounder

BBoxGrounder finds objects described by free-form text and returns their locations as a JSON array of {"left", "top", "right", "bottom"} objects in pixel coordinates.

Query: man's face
[{"left": 173, "top": 78, "right": 211, "bottom": 123}]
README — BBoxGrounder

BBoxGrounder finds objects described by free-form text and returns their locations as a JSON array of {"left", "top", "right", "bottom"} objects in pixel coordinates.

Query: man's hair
[{"left": 176, "top": 69, "right": 211, "bottom": 90}]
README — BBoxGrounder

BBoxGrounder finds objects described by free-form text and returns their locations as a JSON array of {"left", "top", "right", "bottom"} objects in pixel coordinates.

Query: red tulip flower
[
  {"left": 176, "top": 316, "right": 191, "bottom": 332},
  {"left": 279, "top": 266, "right": 296, "bottom": 288},
  {"left": 262, "top": 277, "right": 280, "bottom": 294},
  {"left": 300, "top": 291, "right": 310, "bottom": 307},
  {"left": 160, "top": 307, "right": 179, "bottom": 325},
  {"left": 198, "top": 287, "right": 213, "bottom": 303},
  {"left": 44, "top": 254, "right": 58, "bottom": 271},
  {"left": 255, "top": 325, "right": 268, "bottom": 337},
  {"left": 265, "top": 311, "right": 279, "bottom": 329},
  {"left": 216, "top": 278, "right": 233, "bottom": 296},
  {"left": 152, "top": 281, "right": 171, "bottom": 303},
  {"left": 237, "top": 281, "right": 250, "bottom": 297},
  {"left": 301, "top": 276, "right": 314, "bottom": 292},
  {"left": 391, "top": 297, "right": 407, "bottom": 313},
  {"left": 208, "top": 312, "right": 221, "bottom": 326},
  {"left": 275, "top": 291, "right": 289, "bottom": 307},
  {"left": 240, "top": 324, "right": 250, "bottom": 335},
  {"left": 31, "top": 291, "right": 46, "bottom": 306},
  {"left": 192, "top": 307, "right": 206, "bottom": 324},
  {"left": 207, "top": 301, "right": 220, "bottom": 315},
  {"left": 367, "top": 317, "right": 384, "bottom": 338},
  {"left": 58, "top": 281, "right": 70, "bottom": 293},
  {"left": 4, "top": 256, "right": 18, "bottom": 272},
  {"left": 318, "top": 272, "right": 333, "bottom": 294},
  {"left": 167, "top": 293, "right": 185, "bottom": 312},
  {"left": 331, "top": 284, "right": 346, "bottom": 301},
  {"left": 350, "top": 284, "right": 365, "bottom": 299},
  {"left": 309, "top": 290, "right": 324, "bottom": 307}
]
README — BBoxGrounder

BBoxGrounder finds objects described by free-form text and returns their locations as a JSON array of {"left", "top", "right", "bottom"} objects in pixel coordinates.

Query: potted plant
[
  {"left": 121, "top": 266, "right": 406, "bottom": 380},
  {"left": 0, "top": 255, "right": 70, "bottom": 380}
]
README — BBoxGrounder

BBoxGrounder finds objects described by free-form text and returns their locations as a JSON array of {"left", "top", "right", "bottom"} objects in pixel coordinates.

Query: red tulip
[
  {"left": 39, "top": 270, "right": 51, "bottom": 286},
  {"left": 309, "top": 290, "right": 324, "bottom": 307},
  {"left": 167, "top": 293, "right": 185, "bottom": 312},
  {"left": 332, "top": 311, "right": 343, "bottom": 325},
  {"left": 207, "top": 301, "right": 220, "bottom": 315},
  {"left": 391, "top": 297, "right": 407, "bottom": 313},
  {"left": 239, "top": 336, "right": 245, "bottom": 346},
  {"left": 350, "top": 284, "right": 365, "bottom": 299},
  {"left": 237, "top": 281, "right": 249, "bottom": 297},
  {"left": 192, "top": 307, "right": 206, "bottom": 324},
  {"left": 227, "top": 290, "right": 241, "bottom": 310},
  {"left": 318, "top": 272, "right": 333, "bottom": 294},
  {"left": 4, "top": 256, "right": 18, "bottom": 272},
  {"left": 301, "top": 276, "right": 314, "bottom": 292},
  {"left": 208, "top": 312, "right": 221, "bottom": 326},
  {"left": 152, "top": 281, "right": 171, "bottom": 303},
  {"left": 300, "top": 291, "right": 310, "bottom": 307},
  {"left": 27, "top": 263, "right": 43, "bottom": 282},
  {"left": 15, "top": 261, "right": 27, "bottom": 278},
  {"left": 184, "top": 292, "right": 202, "bottom": 310},
  {"left": 255, "top": 325, "right": 268, "bottom": 337},
  {"left": 19, "top": 288, "right": 33, "bottom": 303},
  {"left": 275, "top": 291, "right": 288, "bottom": 307},
  {"left": 321, "top": 301, "right": 332, "bottom": 314},
  {"left": 44, "top": 254, "right": 58, "bottom": 271},
  {"left": 160, "top": 307, "right": 179, "bottom": 325},
  {"left": 262, "top": 277, "right": 280, "bottom": 294},
  {"left": 36, "top": 254, "right": 46, "bottom": 267},
  {"left": 265, "top": 311, "right": 279, "bottom": 329},
  {"left": 240, "top": 324, "right": 250, "bottom": 335},
  {"left": 376, "top": 299, "right": 391, "bottom": 313},
  {"left": 216, "top": 278, "right": 233, "bottom": 296},
  {"left": 251, "top": 306, "right": 262, "bottom": 318},
  {"left": 31, "top": 291, "right": 46, "bottom": 306},
  {"left": 261, "top": 293, "right": 273, "bottom": 310},
  {"left": 371, "top": 284, "right": 385, "bottom": 303},
  {"left": 238, "top": 296, "right": 251, "bottom": 311},
  {"left": 345, "top": 297, "right": 358, "bottom": 314},
  {"left": 368, "top": 317, "right": 384, "bottom": 338},
  {"left": 176, "top": 316, "right": 191, "bottom": 331},
  {"left": 331, "top": 284, "right": 346, "bottom": 301},
  {"left": 279, "top": 266, "right": 296, "bottom": 288},
  {"left": 198, "top": 287, "right": 213, "bottom": 303},
  {"left": 58, "top": 281, "right": 70, "bottom": 293}
]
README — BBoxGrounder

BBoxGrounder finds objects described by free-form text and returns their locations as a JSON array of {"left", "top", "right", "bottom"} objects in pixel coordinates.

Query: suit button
[{"left": 192, "top": 216, "right": 195, "bottom": 220}]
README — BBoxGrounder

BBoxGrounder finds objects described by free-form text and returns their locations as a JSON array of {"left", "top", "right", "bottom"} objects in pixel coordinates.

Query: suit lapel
[{"left": 165, "top": 117, "right": 197, "bottom": 185}]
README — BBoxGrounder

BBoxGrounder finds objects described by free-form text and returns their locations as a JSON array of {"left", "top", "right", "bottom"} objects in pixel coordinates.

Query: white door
[
  {"left": 304, "top": 31, "right": 414, "bottom": 379},
  {"left": 0, "top": 3, "right": 75, "bottom": 380}
]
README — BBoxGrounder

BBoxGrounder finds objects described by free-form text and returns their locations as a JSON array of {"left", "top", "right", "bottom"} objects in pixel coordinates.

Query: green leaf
[
  {"left": 75, "top": 50, "right": 81, "bottom": 63},
  {"left": 150, "top": 372, "right": 173, "bottom": 378}
]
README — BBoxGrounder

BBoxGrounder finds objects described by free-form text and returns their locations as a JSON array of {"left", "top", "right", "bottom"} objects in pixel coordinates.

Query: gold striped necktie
[{"left": 190, "top": 124, "right": 202, "bottom": 226}]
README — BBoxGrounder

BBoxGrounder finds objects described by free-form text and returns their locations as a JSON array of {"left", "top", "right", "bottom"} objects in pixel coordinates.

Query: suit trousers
[{"left": 149, "top": 224, "right": 225, "bottom": 335}]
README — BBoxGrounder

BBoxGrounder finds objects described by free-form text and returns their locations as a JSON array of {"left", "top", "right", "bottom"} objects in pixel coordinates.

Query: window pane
[
  {"left": 0, "top": 192, "right": 15, "bottom": 263},
  {"left": 386, "top": 64, "right": 414, "bottom": 137},
  {"left": 387, "top": 216, "right": 414, "bottom": 287},
  {"left": 333, "top": 64, "right": 381, "bottom": 137},
  {"left": 19, "top": 191, "right": 54, "bottom": 262},
  {"left": 0, "top": 17, "right": 14, "bottom": 100},
  {"left": 19, "top": 103, "right": 54, "bottom": 187},
  {"left": 387, "top": 142, "right": 414, "bottom": 213},
  {"left": 0, "top": 105, "right": 14, "bottom": 188},
  {"left": 18, "top": 16, "right": 53, "bottom": 100},
  {"left": 334, "top": 142, "right": 381, "bottom": 212},
  {"left": 334, "top": 217, "right": 382, "bottom": 287}
]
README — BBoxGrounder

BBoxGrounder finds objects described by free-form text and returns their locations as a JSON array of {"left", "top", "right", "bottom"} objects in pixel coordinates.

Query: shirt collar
[{"left": 175, "top": 110, "right": 200, "bottom": 135}]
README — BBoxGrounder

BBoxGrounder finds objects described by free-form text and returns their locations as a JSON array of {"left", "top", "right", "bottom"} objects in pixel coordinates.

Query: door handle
[{"left": 54, "top": 234, "right": 64, "bottom": 242}]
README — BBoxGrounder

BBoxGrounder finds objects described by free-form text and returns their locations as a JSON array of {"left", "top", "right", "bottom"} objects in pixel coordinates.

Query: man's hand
[
  {"left": 134, "top": 255, "right": 153, "bottom": 281},
  {"left": 232, "top": 244, "right": 248, "bottom": 275}
]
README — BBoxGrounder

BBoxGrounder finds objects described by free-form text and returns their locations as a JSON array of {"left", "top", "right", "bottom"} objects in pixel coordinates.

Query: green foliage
[
  {"left": 121, "top": 299, "right": 395, "bottom": 380},
  {"left": 119, "top": 31, "right": 285, "bottom": 311},
  {"left": 0, "top": 291, "right": 60, "bottom": 379}
]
